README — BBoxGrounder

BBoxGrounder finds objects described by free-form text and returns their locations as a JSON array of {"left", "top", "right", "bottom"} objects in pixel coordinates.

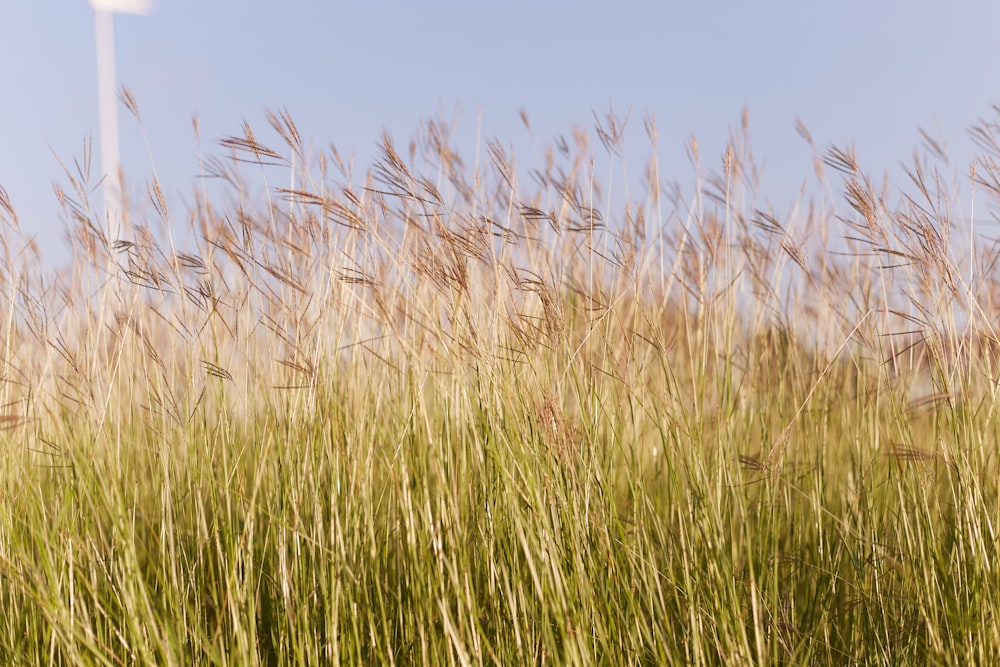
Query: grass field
[{"left": 1, "top": 106, "right": 1000, "bottom": 665}]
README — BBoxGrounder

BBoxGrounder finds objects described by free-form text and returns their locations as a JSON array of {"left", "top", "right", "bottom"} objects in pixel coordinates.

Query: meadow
[{"left": 1, "top": 103, "right": 999, "bottom": 665}]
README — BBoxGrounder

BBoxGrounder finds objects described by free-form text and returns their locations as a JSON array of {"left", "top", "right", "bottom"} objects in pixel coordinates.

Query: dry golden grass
[{"left": 0, "top": 102, "right": 999, "bottom": 664}]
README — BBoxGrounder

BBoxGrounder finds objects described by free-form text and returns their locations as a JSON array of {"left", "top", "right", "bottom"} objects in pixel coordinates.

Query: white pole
[
  {"left": 89, "top": 0, "right": 153, "bottom": 241},
  {"left": 93, "top": 8, "right": 122, "bottom": 240}
]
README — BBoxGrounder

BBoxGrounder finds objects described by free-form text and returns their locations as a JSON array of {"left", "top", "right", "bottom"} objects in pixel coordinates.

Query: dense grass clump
[{"left": 2, "top": 104, "right": 1000, "bottom": 664}]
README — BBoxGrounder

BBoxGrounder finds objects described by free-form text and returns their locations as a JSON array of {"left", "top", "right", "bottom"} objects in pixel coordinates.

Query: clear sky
[{"left": 3, "top": 1, "right": 1000, "bottom": 265}]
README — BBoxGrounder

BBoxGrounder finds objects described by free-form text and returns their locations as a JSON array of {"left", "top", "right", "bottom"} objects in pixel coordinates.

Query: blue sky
[{"left": 3, "top": 1, "right": 1000, "bottom": 264}]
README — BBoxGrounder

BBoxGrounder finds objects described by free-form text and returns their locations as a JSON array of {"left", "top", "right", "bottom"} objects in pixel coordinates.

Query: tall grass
[{"left": 1, "top": 101, "right": 1000, "bottom": 665}]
